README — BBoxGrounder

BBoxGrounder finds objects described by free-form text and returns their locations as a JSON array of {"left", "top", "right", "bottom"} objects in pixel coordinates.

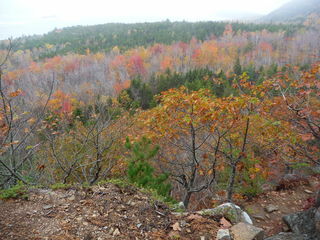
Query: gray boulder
[
  {"left": 264, "top": 232, "right": 310, "bottom": 240},
  {"left": 283, "top": 207, "right": 320, "bottom": 239},
  {"left": 197, "top": 203, "right": 252, "bottom": 224},
  {"left": 283, "top": 207, "right": 316, "bottom": 234}
]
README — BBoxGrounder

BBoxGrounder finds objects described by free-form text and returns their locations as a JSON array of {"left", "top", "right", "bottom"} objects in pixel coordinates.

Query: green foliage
[
  {"left": 100, "top": 178, "right": 131, "bottom": 189},
  {"left": 123, "top": 68, "right": 233, "bottom": 109},
  {"left": 0, "top": 181, "right": 28, "bottom": 199},
  {"left": 125, "top": 77, "right": 154, "bottom": 110},
  {"left": 237, "top": 157, "right": 266, "bottom": 199},
  {"left": 4, "top": 21, "right": 302, "bottom": 58},
  {"left": 233, "top": 57, "right": 242, "bottom": 76},
  {"left": 125, "top": 137, "right": 172, "bottom": 200},
  {"left": 50, "top": 183, "right": 72, "bottom": 190}
]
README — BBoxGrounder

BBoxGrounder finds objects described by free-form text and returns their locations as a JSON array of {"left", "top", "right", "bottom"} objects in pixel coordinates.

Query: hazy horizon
[{"left": 0, "top": 0, "right": 291, "bottom": 40}]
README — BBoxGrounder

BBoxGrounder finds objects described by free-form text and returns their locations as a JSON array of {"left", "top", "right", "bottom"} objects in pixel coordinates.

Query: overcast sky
[{"left": 0, "top": 0, "right": 291, "bottom": 40}]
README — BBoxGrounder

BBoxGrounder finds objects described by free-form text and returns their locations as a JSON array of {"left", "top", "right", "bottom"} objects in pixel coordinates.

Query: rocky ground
[
  {"left": 241, "top": 175, "right": 320, "bottom": 237},
  {"left": 0, "top": 183, "right": 219, "bottom": 240},
  {"left": 0, "top": 175, "right": 319, "bottom": 240}
]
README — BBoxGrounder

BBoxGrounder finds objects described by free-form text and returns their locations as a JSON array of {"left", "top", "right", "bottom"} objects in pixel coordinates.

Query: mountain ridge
[{"left": 260, "top": 0, "right": 320, "bottom": 23}]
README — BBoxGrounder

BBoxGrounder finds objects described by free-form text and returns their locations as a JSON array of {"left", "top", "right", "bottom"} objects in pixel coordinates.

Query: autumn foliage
[{"left": 0, "top": 23, "right": 319, "bottom": 210}]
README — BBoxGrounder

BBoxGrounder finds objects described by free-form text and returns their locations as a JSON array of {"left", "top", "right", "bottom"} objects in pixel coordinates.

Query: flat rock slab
[{"left": 230, "top": 222, "right": 264, "bottom": 240}]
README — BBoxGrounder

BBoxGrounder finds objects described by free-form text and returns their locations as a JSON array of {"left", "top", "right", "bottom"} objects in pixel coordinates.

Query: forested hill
[
  {"left": 260, "top": 0, "right": 320, "bottom": 23},
  {"left": 1, "top": 21, "right": 301, "bottom": 58}
]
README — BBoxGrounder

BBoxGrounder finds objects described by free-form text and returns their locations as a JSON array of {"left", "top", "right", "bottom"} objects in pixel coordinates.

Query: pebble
[
  {"left": 43, "top": 205, "right": 53, "bottom": 210},
  {"left": 113, "top": 228, "right": 120, "bottom": 236},
  {"left": 253, "top": 215, "right": 265, "bottom": 221},
  {"left": 68, "top": 195, "right": 76, "bottom": 201},
  {"left": 304, "top": 189, "right": 313, "bottom": 194},
  {"left": 265, "top": 204, "right": 279, "bottom": 213}
]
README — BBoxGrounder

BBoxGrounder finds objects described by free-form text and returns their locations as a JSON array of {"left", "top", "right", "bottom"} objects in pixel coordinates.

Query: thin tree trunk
[
  {"left": 183, "top": 191, "right": 192, "bottom": 208},
  {"left": 227, "top": 118, "right": 250, "bottom": 202}
]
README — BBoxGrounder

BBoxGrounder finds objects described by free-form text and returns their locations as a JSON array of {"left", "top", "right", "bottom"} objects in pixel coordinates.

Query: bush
[
  {"left": 0, "top": 181, "right": 28, "bottom": 199},
  {"left": 125, "top": 137, "right": 172, "bottom": 200},
  {"left": 237, "top": 157, "right": 266, "bottom": 199},
  {"left": 50, "top": 183, "right": 72, "bottom": 190}
]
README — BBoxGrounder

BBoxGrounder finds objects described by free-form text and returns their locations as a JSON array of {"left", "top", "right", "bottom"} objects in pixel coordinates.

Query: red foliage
[
  {"left": 128, "top": 55, "right": 146, "bottom": 76},
  {"left": 259, "top": 42, "right": 273, "bottom": 52}
]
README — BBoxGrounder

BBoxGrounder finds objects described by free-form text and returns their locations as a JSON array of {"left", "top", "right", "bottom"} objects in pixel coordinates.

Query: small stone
[
  {"left": 178, "top": 202, "right": 185, "bottom": 209},
  {"left": 127, "top": 200, "right": 136, "bottom": 206},
  {"left": 172, "top": 222, "right": 182, "bottom": 231},
  {"left": 200, "top": 236, "right": 206, "bottom": 240},
  {"left": 253, "top": 215, "right": 265, "bottom": 221},
  {"left": 68, "top": 195, "right": 76, "bottom": 201},
  {"left": 265, "top": 204, "right": 279, "bottom": 213},
  {"left": 304, "top": 189, "right": 313, "bottom": 194},
  {"left": 216, "top": 229, "right": 231, "bottom": 240},
  {"left": 113, "top": 228, "right": 120, "bottom": 236},
  {"left": 43, "top": 205, "right": 53, "bottom": 210}
]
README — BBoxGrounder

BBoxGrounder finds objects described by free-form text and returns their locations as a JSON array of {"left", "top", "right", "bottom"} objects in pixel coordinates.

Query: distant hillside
[
  {"left": 1, "top": 21, "right": 301, "bottom": 58},
  {"left": 260, "top": 0, "right": 320, "bottom": 23}
]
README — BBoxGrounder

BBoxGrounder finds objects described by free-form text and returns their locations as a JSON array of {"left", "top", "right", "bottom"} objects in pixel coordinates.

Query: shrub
[
  {"left": 0, "top": 181, "right": 28, "bottom": 199},
  {"left": 125, "top": 137, "right": 172, "bottom": 200}
]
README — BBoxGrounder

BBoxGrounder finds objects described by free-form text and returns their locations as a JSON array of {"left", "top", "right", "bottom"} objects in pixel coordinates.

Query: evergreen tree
[{"left": 125, "top": 137, "right": 172, "bottom": 199}]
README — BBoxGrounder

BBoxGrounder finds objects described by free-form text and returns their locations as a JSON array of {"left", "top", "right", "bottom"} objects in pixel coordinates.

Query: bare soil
[
  {"left": 0, "top": 175, "right": 319, "bottom": 239},
  {"left": 0, "top": 183, "right": 219, "bottom": 240},
  {"left": 241, "top": 175, "right": 320, "bottom": 237}
]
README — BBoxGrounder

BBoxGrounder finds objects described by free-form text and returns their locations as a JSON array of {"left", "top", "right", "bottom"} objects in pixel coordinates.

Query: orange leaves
[
  {"left": 110, "top": 55, "right": 126, "bottom": 69},
  {"left": 9, "top": 89, "right": 22, "bottom": 98},
  {"left": 259, "top": 42, "right": 273, "bottom": 53},
  {"left": 44, "top": 56, "right": 62, "bottom": 70},
  {"left": 113, "top": 80, "right": 131, "bottom": 94},
  {"left": 48, "top": 90, "right": 77, "bottom": 116},
  {"left": 160, "top": 56, "right": 173, "bottom": 71},
  {"left": 301, "top": 133, "right": 314, "bottom": 142},
  {"left": 29, "top": 62, "right": 41, "bottom": 73}
]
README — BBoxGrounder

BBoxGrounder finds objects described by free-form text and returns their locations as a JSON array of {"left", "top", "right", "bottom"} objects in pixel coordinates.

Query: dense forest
[
  {"left": 0, "top": 21, "right": 302, "bottom": 58},
  {"left": 0, "top": 16, "right": 319, "bottom": 212}
]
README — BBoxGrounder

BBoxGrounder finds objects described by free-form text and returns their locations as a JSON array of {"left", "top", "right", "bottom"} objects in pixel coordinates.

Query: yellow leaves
[
  {"left": 45, "top": 43, "right": 54, "bottom": 49},
  {"left": 27, "top": 118, "right": 36, "bottom": 125}
]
